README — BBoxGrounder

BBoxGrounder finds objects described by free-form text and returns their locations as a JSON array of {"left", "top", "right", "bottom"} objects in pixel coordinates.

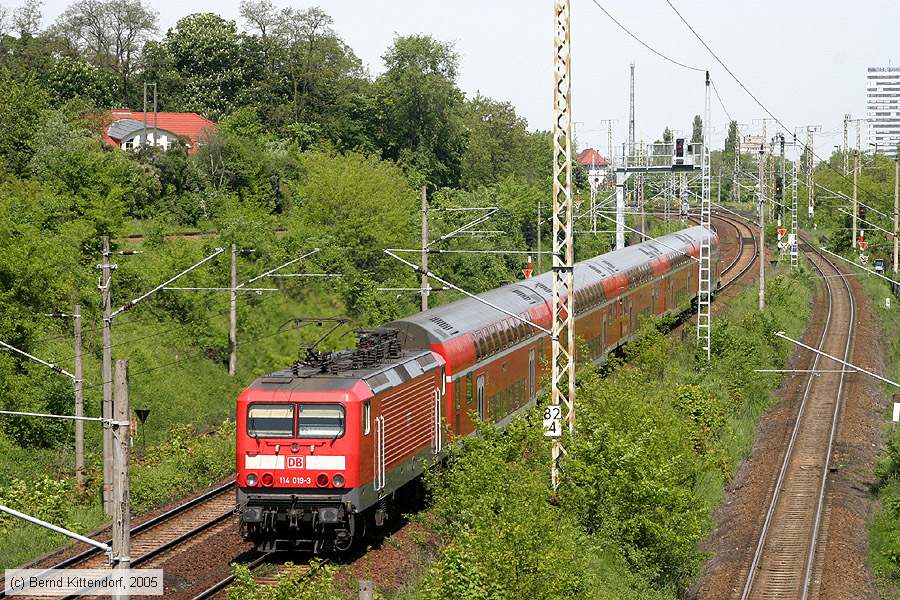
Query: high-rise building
[{"left": 866, "top": 65, "right": 900, "bottom": 157}]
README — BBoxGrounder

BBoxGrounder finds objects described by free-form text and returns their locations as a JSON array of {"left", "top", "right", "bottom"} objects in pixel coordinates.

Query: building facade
[
  {"left": 866, "top": 66, "right": 900, "bottom": 157},
  {"left": 101, "top": 110, "right": 216, "bottom": 154}
]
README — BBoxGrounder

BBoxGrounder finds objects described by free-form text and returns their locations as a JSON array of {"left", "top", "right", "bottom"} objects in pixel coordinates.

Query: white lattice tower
[
  {"left": 790, "top": 148, "right": 799, "bottom": 269},
  {"left": 696, "top": 72, "right": 712, "bottom": 360},
  {"left": 550, "top": 0, "right": 575, "bottom": 491}
]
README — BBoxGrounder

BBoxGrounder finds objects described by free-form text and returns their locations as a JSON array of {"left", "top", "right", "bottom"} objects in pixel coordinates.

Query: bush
[{"left": 227, "top": 560, "right": 341, "bottom": 600}]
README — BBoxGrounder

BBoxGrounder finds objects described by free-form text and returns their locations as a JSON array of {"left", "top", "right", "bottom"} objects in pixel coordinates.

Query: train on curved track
[{"left": 235, "top": 225, "right": 720, "bottom": 552}]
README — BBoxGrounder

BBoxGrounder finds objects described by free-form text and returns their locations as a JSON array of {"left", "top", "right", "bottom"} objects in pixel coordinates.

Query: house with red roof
[
  {"left": 576, "top": 148, "right": 609, "bottom": 169},
  {"left": 101, "top": 110, "right": 216, "bottom": 154},
  {"left": 577, "top": 148, "right": 610, "bottom": 189}
]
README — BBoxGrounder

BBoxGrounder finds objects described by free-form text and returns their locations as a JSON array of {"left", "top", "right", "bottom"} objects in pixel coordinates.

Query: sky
[{"left": 28, "top": 0, "right": 900, "bottom": 160}]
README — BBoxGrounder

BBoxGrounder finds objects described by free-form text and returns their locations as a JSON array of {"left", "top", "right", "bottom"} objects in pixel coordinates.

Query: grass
[
  {"left": 0, "top": 237, "right": 348, "bottom": 569},
  {"left": 859, "top": 266, "right": 900, "bottom": 599},
  {"left": 376, "top": 261, "right": 814, "bottom": 599}
]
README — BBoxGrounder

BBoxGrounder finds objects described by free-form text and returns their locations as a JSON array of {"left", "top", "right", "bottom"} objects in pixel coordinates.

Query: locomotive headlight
[
  {"left": 332, "top": 474, "right": 345, "bottom": 488},
  {"left": 246, "top": 473, "right": 258, "bottom": 487}
]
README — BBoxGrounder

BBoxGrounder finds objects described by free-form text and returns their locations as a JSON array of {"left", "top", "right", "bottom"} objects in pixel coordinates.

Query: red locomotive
[{"left": 236, "top": 225, "right": 720, "bottom": 551}]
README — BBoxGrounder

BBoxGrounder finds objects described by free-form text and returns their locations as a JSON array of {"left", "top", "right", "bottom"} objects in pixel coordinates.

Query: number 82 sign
[{"left": 543, "top": 406, "right": 562, "bottom": 438}]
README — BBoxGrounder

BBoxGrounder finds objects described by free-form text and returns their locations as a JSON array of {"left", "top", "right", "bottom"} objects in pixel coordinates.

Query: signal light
[
  {"left": 261, "top": 473, "right": 274, "bottom": 487},
  {"left": 316, "top": 473, "right": 330, "bottom": 487},
  {"left": 333, "top": 474, "right": 345, "bottom": 488},
  {"left": 246, "top": 473, "right": 258, "bottom": 487}
]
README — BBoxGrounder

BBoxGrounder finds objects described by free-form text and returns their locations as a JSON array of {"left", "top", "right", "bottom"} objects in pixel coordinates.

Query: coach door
[
  {"left": 528, "top": 349, "right": 536, "bottom": 400},
  {"left": 601, "top": 313, "right": 608, "bottom": 355},
  {"left": 476, "top": 375, "right": 485, "bottom": 421}
]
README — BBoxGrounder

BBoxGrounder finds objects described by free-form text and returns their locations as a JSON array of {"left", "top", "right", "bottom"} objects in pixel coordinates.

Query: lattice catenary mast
[
  {"left": 548, "top": 0, "right": 576, "bottom": 491},
  {"left": 696, "top": 72, "right": 712, "bottom": 360}
]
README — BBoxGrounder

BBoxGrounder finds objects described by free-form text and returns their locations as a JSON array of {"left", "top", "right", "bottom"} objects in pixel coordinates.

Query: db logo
[{"left": 286, "top": 456, "right": 304, "bottom": 469}]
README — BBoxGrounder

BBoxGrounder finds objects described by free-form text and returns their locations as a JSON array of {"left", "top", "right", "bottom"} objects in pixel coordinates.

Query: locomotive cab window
[
  {"left": 297, "top": 404, "right": 345, "bottom": 439},
  {"left": 247, "top": 404, "right": 294, "bottom": 438}
]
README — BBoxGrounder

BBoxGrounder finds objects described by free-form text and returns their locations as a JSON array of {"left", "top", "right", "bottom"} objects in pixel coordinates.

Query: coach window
[
  {"left": 362, "top": 400, "right": 371, "bottom": 435},
  {"left": 490, "top": 326, "right": 501, "bottom": 352},
  {"left": 478, "top": 331, "right": 488, "bottom": 358},
  {"left": 498, "top": 322, "right": 508, "bottom": 348},
  {"left": 247, "top": 403, "right": 294, "bottom": 438}
]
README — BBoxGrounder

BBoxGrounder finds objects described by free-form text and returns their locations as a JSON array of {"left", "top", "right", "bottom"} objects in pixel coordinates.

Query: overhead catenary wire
[
  {"left": 664, "top": 0, "right": 890, "bottom": 209},
  {"left": 588, "top": 0, "right": 705, "bottom": 72}
]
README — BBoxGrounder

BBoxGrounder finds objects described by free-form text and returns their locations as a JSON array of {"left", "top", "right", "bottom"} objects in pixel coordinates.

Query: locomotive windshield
[
  {"left": 247, "top": 404, "right": 294, "bottom": 437},
  {"left": 298, "top": 404, "right": 345, "bottom": 439}
]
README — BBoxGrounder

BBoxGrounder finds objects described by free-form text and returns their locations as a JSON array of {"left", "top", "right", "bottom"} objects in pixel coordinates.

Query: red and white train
[{"left": 235, "top": 226, "right": 720, "bottom": 551}]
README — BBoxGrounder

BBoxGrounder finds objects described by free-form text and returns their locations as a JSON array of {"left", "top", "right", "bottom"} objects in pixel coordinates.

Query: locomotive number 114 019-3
[{"left": 278, "top": 475, "right": 313, "bottom": 485}]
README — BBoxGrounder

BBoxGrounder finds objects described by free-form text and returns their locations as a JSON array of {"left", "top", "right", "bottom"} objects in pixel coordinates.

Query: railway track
[
  {"left": 713, "top": 211, "right": 758, "bottom": 291},
  {"left": 738, "top": 239, "right": 856, "bottom": 599},
  {"left": 191, "top": 555, "right": 327, "bottom": 600},
  {"left": 0, "top": 480, "right": 236, "bottom": 599}
]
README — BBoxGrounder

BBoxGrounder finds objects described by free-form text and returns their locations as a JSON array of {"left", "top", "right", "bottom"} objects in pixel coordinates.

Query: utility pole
[
  {"left": 758, "top": 144, "right": 766, "bottom": 310},
  {"left": 73, "top": 305, "right": 84, "bottom": 486},
  {"left": 852, "top": 145, "right": 859, "bottom": 248},
  {"left": 112, "top": 360, "right": 131, "bottom": 579},
  {"left": 790, "top": 141, "right": 799, "bottom": 270},
  {"left": 805, "top": 126, "right": 820, "bottom": 224},
  {"left": 628, "top": 63, "right": 635, "bottom": 158},
  {"left": 843, "top": 113, "right": 851, "bottom": 176},
  {"left": 228, "top": 244, "right": 237, "bottom": 376},
  {"left": 421, "top": 185, "right": 429, "bottom": 311},
  {"left": 100, "top": 235, "right": 113, "bottom": 515},
  {"left": 894, "top": 150, "right": 898, "bottom": 274},
  {"left": 537, "top": 202, "right": 542, "bottom": 275},
  {"left": 549, "top": 0, "right": 576, "bottom": 492},
  {"left": 733, "top": 123, "right": 741, "bottom": 204}
]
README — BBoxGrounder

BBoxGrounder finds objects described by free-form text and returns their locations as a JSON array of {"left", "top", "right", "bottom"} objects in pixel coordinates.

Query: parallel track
[
  {"left": 0, "top": 481, "right": 236, "bottom": 598},
  {"left": 714, "top": 212, "right": 758, "bottom": 291},
  {"left": 738, "top": 239, "right": 856, "bottom": 599}
]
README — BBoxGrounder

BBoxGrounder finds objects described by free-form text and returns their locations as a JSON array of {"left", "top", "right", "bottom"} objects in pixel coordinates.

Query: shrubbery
[{"left": 409, "top": 271, "right": 812, "bottom": 598}]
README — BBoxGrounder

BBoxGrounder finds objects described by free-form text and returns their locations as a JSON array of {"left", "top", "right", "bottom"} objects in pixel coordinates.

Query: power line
[
  {"left": 664, "top": 0, "right": 889, "bottom": 208},
  {"left": 80, "top": 321, "right": 301, "bottom": 392},
  {"left": 588, "top": 0, "right": 705, "bottom": 72},
  {"left": 710, "top": 78, "right": 732, "bottom": 122}
]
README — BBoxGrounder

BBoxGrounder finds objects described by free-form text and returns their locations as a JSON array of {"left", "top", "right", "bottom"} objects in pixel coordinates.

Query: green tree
[
  {"left": 45, "top": 57, "right": 118, "bottom": 107},
  {"left": 141, "top": 13, "right": 249, "bottom": 119},
  {"left": 375, "top": 34, "right": 468, "bottom": 188},
  {"left": 51, "top": 0, "right": 158, "bottom": 102},
  {"left": 0, "top": 68, "right": 49, "bottom": 176},
  {"left": 691, "top": 115, "right": 703, "bottom": 144},
  {"left": 267, "top": 6, "right": 373, "bottom": 148},
  {"left": 662, "top": 127, "right": 673, "bottom": 144},
  {"left": 460, "top": 94, "right": 533, "bottom": 189}
]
